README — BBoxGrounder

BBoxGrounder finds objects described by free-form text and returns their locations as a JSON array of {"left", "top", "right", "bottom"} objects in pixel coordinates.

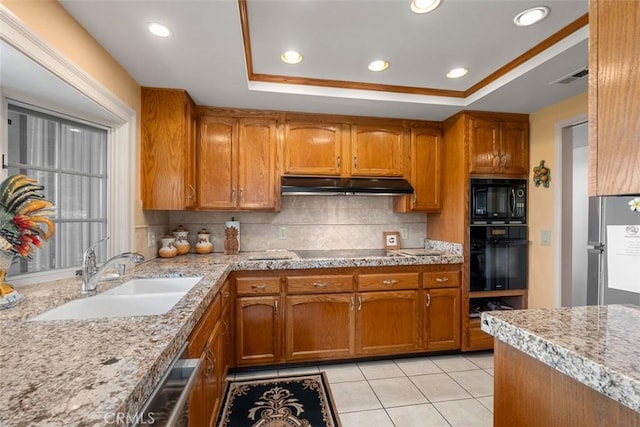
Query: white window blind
[{"left": 6, "top": 104, "right": 108, "bottom": 276}]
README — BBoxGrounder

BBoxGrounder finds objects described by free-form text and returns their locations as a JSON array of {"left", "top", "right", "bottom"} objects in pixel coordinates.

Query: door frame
[{"left": 553, "top": 113, "right": 588, "bottom": 307}]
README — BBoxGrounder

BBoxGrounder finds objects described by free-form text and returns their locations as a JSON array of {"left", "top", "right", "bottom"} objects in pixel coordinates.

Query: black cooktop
[{"left": 294, "top": 249, "right": 399, "bottom": 259}]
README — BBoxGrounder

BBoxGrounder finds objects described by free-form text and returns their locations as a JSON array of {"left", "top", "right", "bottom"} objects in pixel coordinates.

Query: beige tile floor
[{"left": 230, "top": 351, "right": 494, "bottom": 427}]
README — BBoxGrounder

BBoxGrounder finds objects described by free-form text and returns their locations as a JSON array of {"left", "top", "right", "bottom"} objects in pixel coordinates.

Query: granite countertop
[
  {"left": 481, "top": 305, "right": 640, "bottom": 413},
  {"left": 0, "top": 244, "right": 462, "bottom": 426}
]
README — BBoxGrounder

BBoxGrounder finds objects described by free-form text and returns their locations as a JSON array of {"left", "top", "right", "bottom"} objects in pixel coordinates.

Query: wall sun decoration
[{"left": 533, "top": 160, "right": 551, "bottom": 188}]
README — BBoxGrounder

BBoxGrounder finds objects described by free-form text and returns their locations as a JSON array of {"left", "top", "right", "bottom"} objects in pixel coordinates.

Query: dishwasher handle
[{"left": 165, "top": 358, "right": 202, "bottom": 427}]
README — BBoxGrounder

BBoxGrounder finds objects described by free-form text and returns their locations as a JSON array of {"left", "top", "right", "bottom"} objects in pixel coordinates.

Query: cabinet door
[
  {"left": 356, "top": 291, "right": 420, "bottom": 355},
  {"left": 469, "top": 117, "right": 500, "bottom": 174},
  {"left": 204, "top": 321, "right": 224, "bottom": 424},
  {"left": 235, "top": 296, "right": 282, "bottom": 366},
  {"left": 284, "top": 121, "right": 344, "bottom": 175},
  {"left": 238, "top": 118, "right": 277, "bottom": 209},
  {"left": 500, "top": 120, "right": 529, "bottom": 176},
  {"left": 351, "top": 124, "right": 405, "bottom": 176},
  {"left": 412, "top": 126, "right": 442, "bottom": 211},
  {"left": 285, "top": 294, "right": 355, "bottom": 361},
  {"left": 141, "top": 88, "right": 195, "bottom": 210},
  {"left": 188, "top": 351, "right": 208, "bottom": 427},
  {"left": 198, "top": 116, "right": 237, "bottom": 209},
  {"left": 424, "top": 288, "right": 461, "bottom": 351},
  {"left": 590, "top": 0, "right": 640, "bottom": 195}
]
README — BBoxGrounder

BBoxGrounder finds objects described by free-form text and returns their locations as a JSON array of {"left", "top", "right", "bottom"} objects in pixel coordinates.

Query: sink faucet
[{"left": 81, "top": 237, "right": 145, "bottom": 294}]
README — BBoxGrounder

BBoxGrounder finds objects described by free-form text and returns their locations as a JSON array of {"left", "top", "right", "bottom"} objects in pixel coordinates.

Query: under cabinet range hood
[{"left": 281, "top": 176, "right": 414, "bottom": 196}]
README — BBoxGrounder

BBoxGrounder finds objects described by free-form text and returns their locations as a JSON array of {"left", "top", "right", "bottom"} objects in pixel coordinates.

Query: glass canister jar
[
  {"left": 173, "top": 225, "right": 190, "bottom": 255},
  {"left": 158, "top": 236, "right": 178, "bottom": 258},
  {"left": 195, "top": 229, "right": 213, "bottom": 254}
]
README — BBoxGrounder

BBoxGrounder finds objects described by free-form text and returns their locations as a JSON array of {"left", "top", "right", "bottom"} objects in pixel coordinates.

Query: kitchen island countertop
[
  {"left": 482, "top": 305, "right": 640, "bottom": 414},
  {"left": 0, "top": 246, "right": 462, "bottom": 426}
]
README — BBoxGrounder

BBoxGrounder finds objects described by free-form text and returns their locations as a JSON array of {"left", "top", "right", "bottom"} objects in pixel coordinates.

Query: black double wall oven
[{"left": 469, "top": 179, "right": 528, "bottom": 292}]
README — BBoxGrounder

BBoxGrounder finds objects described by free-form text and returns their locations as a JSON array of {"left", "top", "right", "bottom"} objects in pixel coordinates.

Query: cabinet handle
[
  {"left": 251, "top": 284, "right": 267, "bottom": 289},
  {"left": 274, "top": 299, "right": 279, "bottom": 315},
  {"left": 187, "top": 184, "right": 195, "bottom": 201},
  {"left": 435, "top": 277, "right": 449, "bottom": 283},
  {"left": 222, "top": 318, "right": 229, "bottom": 336},
  {"left": 350, "top": 296, "right": 354, "bottom": 311},
  {"left": 353, "top": 156, "right": 358, "bottom": 169},
  {"left": 492, "top": 153, "right": 500, "bottom": 167},
  {"left": 501, "top": 154, "right": 507, "bottom": 167},
  {"left": 313, "top": 282, "right": 329, "bottom": 288},
  {"left": 426, "top": 292, "right": 431, "bottom": 307},
  {"left": 224, "top": 291, "right": 230, "bottom": 300},
  {"left": 358, "top": 296, "right": 362, "bottom": 311},
  {"left": 382, "top": 279, "right": 398, "bottom": 286},
  {"left": 206, "top": 348, "right": 215, "bottom": 375},
  {"left": 231, "top": 189, "right": 236, "bottom": 202},
  {"left": 337, "top": 155, "right": 341, "bottom": 168},
  {"left": 412, "top": 193, "right": 417, "bottom": 204},
  {"left": 240, "top": 188, "right": 244, "bottom": 202}
]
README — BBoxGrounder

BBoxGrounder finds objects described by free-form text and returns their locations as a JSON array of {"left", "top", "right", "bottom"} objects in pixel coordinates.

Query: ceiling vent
[{"left": 550, "top": 67, "right": 589, "bottom": 85}]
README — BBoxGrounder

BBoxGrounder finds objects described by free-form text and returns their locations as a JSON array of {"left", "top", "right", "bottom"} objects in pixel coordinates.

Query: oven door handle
[{"left": 484, "top": 239, "right": 529, "bottom": 245}]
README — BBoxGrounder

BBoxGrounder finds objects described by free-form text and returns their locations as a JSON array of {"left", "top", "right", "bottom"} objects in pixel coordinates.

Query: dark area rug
[{"left": 217, "top": 372, "right": 341, "bottom": 427}]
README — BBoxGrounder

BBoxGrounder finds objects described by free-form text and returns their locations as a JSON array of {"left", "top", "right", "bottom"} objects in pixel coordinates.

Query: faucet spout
[{"left": 81, "top": 250, "right": 145, "bottom": 295}]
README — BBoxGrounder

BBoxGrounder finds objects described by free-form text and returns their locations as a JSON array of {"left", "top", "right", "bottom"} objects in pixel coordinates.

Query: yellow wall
[
  {"left": 2, "top": 0, "right": 140, "bottom": 110},
  {"left": 528, "top": 91, "right": 588, "bottom": 308}
]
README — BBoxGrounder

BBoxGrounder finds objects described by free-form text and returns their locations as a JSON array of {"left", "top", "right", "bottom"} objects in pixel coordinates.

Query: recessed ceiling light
[
  {"left": 281, "top": 50, "right": 303, "bottom": 64},
  {"left": 514, "top": 6, "right": 550, "bottom": 27},
  {"left": 368, "top": 60, "right": 390, "bottom": 72},
  {"left": 411, "top": 0, "right": 441, "bottom": 14},
  {"left": 446, "top": 67, "right": 468, "bottom": 79},
  {"left": 148, "top": 23, "right": 172, "bottom": 38}
]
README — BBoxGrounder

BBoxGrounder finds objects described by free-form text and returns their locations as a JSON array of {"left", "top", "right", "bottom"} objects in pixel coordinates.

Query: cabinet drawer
[
  {"left": 423, "top": 270, "right": 460, "bottom": 288},
  {"left": 357, "top": 272, "right": 419, "bottom": 291},
  {"left": 236, "top": 277, "right": 281, "bottom": 295},
  {"left": 467, "top": 317, "right": 494, "bottom": 350},
  {"left": 189, "top": 294, "right": 221, "bottom": 356},
  {"left": 287, "top": 275, "right": 354, "bottom": 294}
]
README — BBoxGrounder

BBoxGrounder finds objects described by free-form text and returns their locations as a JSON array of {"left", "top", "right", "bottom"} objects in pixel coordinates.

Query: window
[{"left": 6, "top": 104, "right": 108, "bottom": 276}]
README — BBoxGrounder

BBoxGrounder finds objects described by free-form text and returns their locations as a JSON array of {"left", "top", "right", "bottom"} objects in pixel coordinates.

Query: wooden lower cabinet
[
  {"left": 356, "top": 290, "right": 421, "bottom": 355},
  {"left": 285, "top": 294, "right": 355, "bottom": 361},
  {"left": 424, "top": 287, "right": 461, "bottom": 351},
  {"left": 231, "top": 266, "right": 462, "bottom": 369},
  {"left": 235, "top": 295, "right": 283, "bottom": 366},
  {"left": 188, "top": 281, "right": 232, "bottom": 427}
]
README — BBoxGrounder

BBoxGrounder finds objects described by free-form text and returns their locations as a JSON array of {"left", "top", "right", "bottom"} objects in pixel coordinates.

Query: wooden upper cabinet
[
  {"left": 468, "top": 114, "right": 529, "bottom": 176},
  {"left": 198, "top": 116, "right": 236, "bottom": 209},
  {"left": 197, "top": 116, "right": 277, "bottom": 210},
  {"left": 351, "top": 124, "right": 405, "bottom": 176},
  {"left": 284, "top": 120, "right": 345, "bottom": 176},
  {"left": 238, "top": 118, "right": 277, "bottom": 209},
  {"left": 589, "top": 0, "right": 640, "bottom": 196},
  {"left": 395, "top": 125, "right": 442, "bottom": 212},
  {"left": 141, "top": 87, "right": 196, "bottom": 210}
]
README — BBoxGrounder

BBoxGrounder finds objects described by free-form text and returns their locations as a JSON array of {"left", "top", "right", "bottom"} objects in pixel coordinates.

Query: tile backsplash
[{"left": 160, "top": 196, "right": 427, "bottom": 254}]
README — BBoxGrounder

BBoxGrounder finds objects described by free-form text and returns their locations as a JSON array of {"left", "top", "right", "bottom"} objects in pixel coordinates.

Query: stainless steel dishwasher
[{"left": 134, "top": 342, "right": 201, "bottom": 427}]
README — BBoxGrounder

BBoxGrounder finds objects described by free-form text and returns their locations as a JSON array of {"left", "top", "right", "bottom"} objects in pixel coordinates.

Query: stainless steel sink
[{"left": 31, "top": 277, "right": 202, "bottom": 321}]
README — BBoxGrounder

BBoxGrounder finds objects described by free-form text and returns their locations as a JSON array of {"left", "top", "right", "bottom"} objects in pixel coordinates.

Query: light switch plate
[
  {"left": 400, "top": 228, "right": 409, "bottom": 240},
  {"left": 278, "top": 227, "right": 287, "bottom": 240},
  {"left": 541, "top": 230, "right": 551, "bottom": 246}
]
